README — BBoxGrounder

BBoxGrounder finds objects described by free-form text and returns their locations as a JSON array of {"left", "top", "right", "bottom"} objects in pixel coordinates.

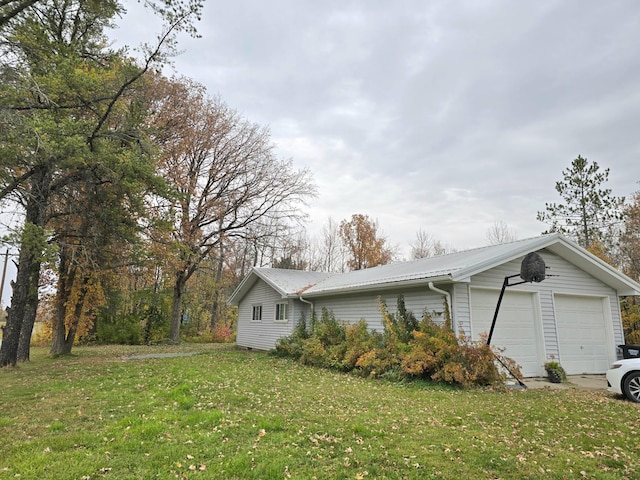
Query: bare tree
[
  {"left": 147, "top": 76, "right": 316, "bottom": 342},
  {"left": 306, "top": 217, "right": 348, "bottom": 272},
  {"left": 485, "top": 221, "right": 518, "bottom": 245},
  {"left": 410, "top": 229, "right": 451, "bottom": 259}
]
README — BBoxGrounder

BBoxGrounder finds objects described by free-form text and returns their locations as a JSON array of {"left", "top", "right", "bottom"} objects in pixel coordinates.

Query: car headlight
[{"left": 610, "top": 364, "right": 622, "bottom": 369}]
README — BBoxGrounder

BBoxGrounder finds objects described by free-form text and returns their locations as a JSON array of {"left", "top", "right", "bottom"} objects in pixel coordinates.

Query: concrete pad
[{"left": 516, "top": 374, "right": 607, "bottom": 390}]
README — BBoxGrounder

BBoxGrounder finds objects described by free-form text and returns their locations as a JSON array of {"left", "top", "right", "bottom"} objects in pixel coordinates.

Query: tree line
[
  {"left": 1, "top": 2, "right": 639, "bottom": 366},
  {"left": 0, "top": 0, "right": 317, "bottom": 366}
]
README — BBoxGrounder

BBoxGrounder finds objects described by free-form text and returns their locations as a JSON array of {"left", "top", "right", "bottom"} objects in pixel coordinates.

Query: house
[{"left": 229, "top": 233, "right": 640, "bottom": 377}]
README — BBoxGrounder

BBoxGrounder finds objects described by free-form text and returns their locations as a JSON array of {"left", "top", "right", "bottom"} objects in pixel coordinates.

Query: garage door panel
[
  {"left": 554, "top": 295, "right": 610, "bottom": 375},
  {"left": 471, "top": 289, "right": 542, "bottom": 377}
]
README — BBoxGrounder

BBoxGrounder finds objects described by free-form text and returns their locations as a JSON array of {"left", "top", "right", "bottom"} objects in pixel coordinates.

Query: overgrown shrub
[
  {"left": 342, "top": 320, "right": 383, "bottom": 370},
  {"left": 313, "top": 308, "right": 346, "bottom": 346},
  {"left": 379, "top": 294, "right": 418, "bottom": 346},
  {"left": 273, "top": 295, "right": 520, "bottom": 388},
  {"left": 299, "top": 336, "right": 327, "bottom": 367},
  {"left": 274, "top": 313, "right": 310, "bottom": 359},
  {"left": 185, "top": 320, "right": 237, "bottom": 344},
  {"left": 354, "top": 346, "right": 400, "bottom": 378}
]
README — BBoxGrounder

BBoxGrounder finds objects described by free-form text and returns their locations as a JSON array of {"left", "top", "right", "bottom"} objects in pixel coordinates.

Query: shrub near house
[{"left": 274, "top": 295, "right": 521, "bottom": 387}]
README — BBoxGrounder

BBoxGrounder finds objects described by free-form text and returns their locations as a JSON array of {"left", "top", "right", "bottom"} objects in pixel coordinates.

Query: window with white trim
[
  {"left": 275, "top": 302, "right": 289, "bottom": 322},
  {"left": 252, "top": 305, "right": 262, "bottom": 322}
]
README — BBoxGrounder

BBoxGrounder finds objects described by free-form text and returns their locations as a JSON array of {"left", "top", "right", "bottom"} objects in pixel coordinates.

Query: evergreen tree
[
  {"left": 0, "top": 0, "right": 202, "bottom": 366},
  {"left": 536, "top": 155, "right": 625, "bottom": 249}
]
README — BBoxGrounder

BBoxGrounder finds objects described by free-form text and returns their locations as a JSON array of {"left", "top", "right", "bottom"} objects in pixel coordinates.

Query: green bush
[
  {"left": 274, "top": 313, "right": 310, "bottom": 359},
  {"left": 342, "top": 320, "right": 383, "bottom": 370},
  {"left": 299, "top": 336, "right": 327, "bottom": 367},
  {"left": 273, "top": 335, "right": 304, "bottom": 359},
  {"left": 95, "top": 314, "right": 142, "bottom": 345},
  {"left": 379, "top": 294, "right": 418, "bottom": 346},
  {"left": 272, "top": 295, "right": 518, "bottom": 388},
  {"left": 313, "top": 308, "right": 346, "bottom": 346}
]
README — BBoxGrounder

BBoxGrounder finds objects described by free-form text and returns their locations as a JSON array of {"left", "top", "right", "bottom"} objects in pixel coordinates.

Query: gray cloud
[{"left": 114, "top": 0, "right": 640, "bottom": 254}]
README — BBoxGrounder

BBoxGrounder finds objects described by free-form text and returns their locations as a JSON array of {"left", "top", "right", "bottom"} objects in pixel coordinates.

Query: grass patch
[{"left": 0, "top": 344, "right": 638, "bottom": 479}]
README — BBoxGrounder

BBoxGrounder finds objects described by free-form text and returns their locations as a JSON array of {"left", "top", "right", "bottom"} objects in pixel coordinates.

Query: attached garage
[
  {"left": 232, "top": 234, "right": 640, "bottom": 377},
  {"left": 554, "top": 294, "right": 614, "bottom": 375},
  {"left": 470, "top": 288, "right": 544, "bottom": 377}
]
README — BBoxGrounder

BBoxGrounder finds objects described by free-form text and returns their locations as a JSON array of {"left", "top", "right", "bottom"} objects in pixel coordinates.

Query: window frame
[
  {"left": 251, "top": 304, "right": 263, "bottom": 322},
  {"left": 274, "top": 302, "right": 289, "bottom": 322}
]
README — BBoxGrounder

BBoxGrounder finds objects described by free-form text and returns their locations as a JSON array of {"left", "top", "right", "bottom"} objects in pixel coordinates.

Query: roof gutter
[
  {"left": 299, "top": 295, "right": 314, "bottom": 318},
  {"left": 304, "top": 274, "right": 453, "bottom": 298},
  {"left": 428, "top": 282, "right": 454, "bottom": 333}
]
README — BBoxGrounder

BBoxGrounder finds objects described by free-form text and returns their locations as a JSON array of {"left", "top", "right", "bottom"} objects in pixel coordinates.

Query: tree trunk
[
  {"left": 0, "top": 245, "right": 36, "bottom": 366},
  {"left": 50, "top": 302, "right": 67, "bottom": 355},
  {"left": 210, "top": 246, "right": 225, "bottom": 331},
  {"left": 169, "top": 272, "right": 186, "bottom": 343},
  {"left": 52, "top": 278, "right": 82, "bottom": 355},
  {"left": 0, "top": 164, "right": 52, "bottom": 366},
  {"left": 16, "top": 295, "right": 39, "bottom": 362},
  {"left": 50, "top": 246, "right": 74, "bottom": 356},
  {"left": 50, "top": 292, "right": 81, "bottom": 356}
]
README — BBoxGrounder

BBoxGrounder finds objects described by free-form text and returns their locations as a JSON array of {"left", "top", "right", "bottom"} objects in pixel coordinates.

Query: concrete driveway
[{"left": 518, "top": 374, "right": 607, "bottom": 390}]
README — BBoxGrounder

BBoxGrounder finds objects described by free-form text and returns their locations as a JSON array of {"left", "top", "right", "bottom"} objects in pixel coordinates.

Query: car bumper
[
  {"left": 606, "top": 368, "right": 624, "bottom": 395},
  {"left": 607, "top": 368, "right": 624, "bottom": 395}
]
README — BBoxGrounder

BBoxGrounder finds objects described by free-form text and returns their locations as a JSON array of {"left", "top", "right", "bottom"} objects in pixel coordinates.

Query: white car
[{"left": 607, "top": 358, "right": 640, "bottom": 403}]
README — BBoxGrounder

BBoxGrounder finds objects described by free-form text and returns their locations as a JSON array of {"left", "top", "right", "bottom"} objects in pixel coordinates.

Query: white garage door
[
  {"left": 471, "top": 288, "right": 543, "bottom": 377},
  {"left": 554, "top": 294, "right": 612, "bottom": 375}
]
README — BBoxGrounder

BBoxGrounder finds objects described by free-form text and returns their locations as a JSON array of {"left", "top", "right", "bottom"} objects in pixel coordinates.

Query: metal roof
[
  {"left": 228, "top": 233, "right": 640, "bottom": 304},
  {"left": 304, "top": 237, "right": 541, "bottom": 295},
  {"left": 228, "top": 268, "right": 334, "bottom": 304}
]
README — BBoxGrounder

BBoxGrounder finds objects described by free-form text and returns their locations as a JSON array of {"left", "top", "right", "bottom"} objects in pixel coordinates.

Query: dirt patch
[{"left": 123, "top": 351, "right": 202, "bottom": 360}]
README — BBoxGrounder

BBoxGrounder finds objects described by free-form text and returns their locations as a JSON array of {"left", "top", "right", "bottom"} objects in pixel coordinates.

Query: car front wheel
[{"left": 622, "top": 372, "right": 640, "bottom": 403}]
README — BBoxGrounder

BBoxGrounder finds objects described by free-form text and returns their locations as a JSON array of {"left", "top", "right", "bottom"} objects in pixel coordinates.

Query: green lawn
[{"left": 0, "top": 344, "right": 638, "bottom": 479}]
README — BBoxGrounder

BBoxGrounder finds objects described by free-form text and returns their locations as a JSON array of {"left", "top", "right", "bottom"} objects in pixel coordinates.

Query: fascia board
[
  {"left": 228, "top": 268, "right": 289, "bottom": 305},
  {"left": 302, "top": 275, "right": 453, "bottom": 298},
  {"left": 546, "top": 240, "right": 640, "bottom": 296},
  {"left": 450, "top": 235, "right": 557, "bottom": 282},
  {"left": 227, "top": 270, "right": 258, "bottom": 305}
]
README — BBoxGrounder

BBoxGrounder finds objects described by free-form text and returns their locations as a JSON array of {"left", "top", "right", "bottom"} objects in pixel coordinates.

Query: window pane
[{"left": 275, "top": 302, "right": 288, "bottom": 321}]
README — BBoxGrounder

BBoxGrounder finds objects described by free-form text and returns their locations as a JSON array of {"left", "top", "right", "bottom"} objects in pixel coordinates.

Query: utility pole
[{"left": 0, "top": 249, "right": 8, "bottom": 309}]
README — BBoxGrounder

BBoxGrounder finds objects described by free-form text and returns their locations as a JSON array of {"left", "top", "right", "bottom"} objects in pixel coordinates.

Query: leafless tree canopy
[
  {"left": 410, "top": 229, "right": 451, "bottom": 259},
  {"left": 485, "top": 221, "right": 517, "bottom": 245}
]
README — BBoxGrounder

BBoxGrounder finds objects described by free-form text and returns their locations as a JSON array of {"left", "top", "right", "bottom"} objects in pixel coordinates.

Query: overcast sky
[
  {"left": 107, "top": 1, "right": 640, "bottom": 257},
  {"left": 2, "top": 1, "right": 639, "bottom": 307}
]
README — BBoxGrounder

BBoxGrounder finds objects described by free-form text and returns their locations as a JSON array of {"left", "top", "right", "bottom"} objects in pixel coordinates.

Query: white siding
[
  {"left": 236, "top": 279, "right": 309, "bottom": 350},
  {"left": 313, "top": 286, "right": 449, "bottom": 332},
  {"left": 452, "top": 283, "right": 471, "bottom": 336}
]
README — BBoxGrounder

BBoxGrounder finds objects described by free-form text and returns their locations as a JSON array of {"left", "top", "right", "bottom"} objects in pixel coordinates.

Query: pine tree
[{"left": 536, "top": 155, "right": 625, "bottom": 249}]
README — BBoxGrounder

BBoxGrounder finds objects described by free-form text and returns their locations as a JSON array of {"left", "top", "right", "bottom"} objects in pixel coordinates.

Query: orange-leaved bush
[{"left": 273, "top": 295, "right": 521, "bottom": 387}]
